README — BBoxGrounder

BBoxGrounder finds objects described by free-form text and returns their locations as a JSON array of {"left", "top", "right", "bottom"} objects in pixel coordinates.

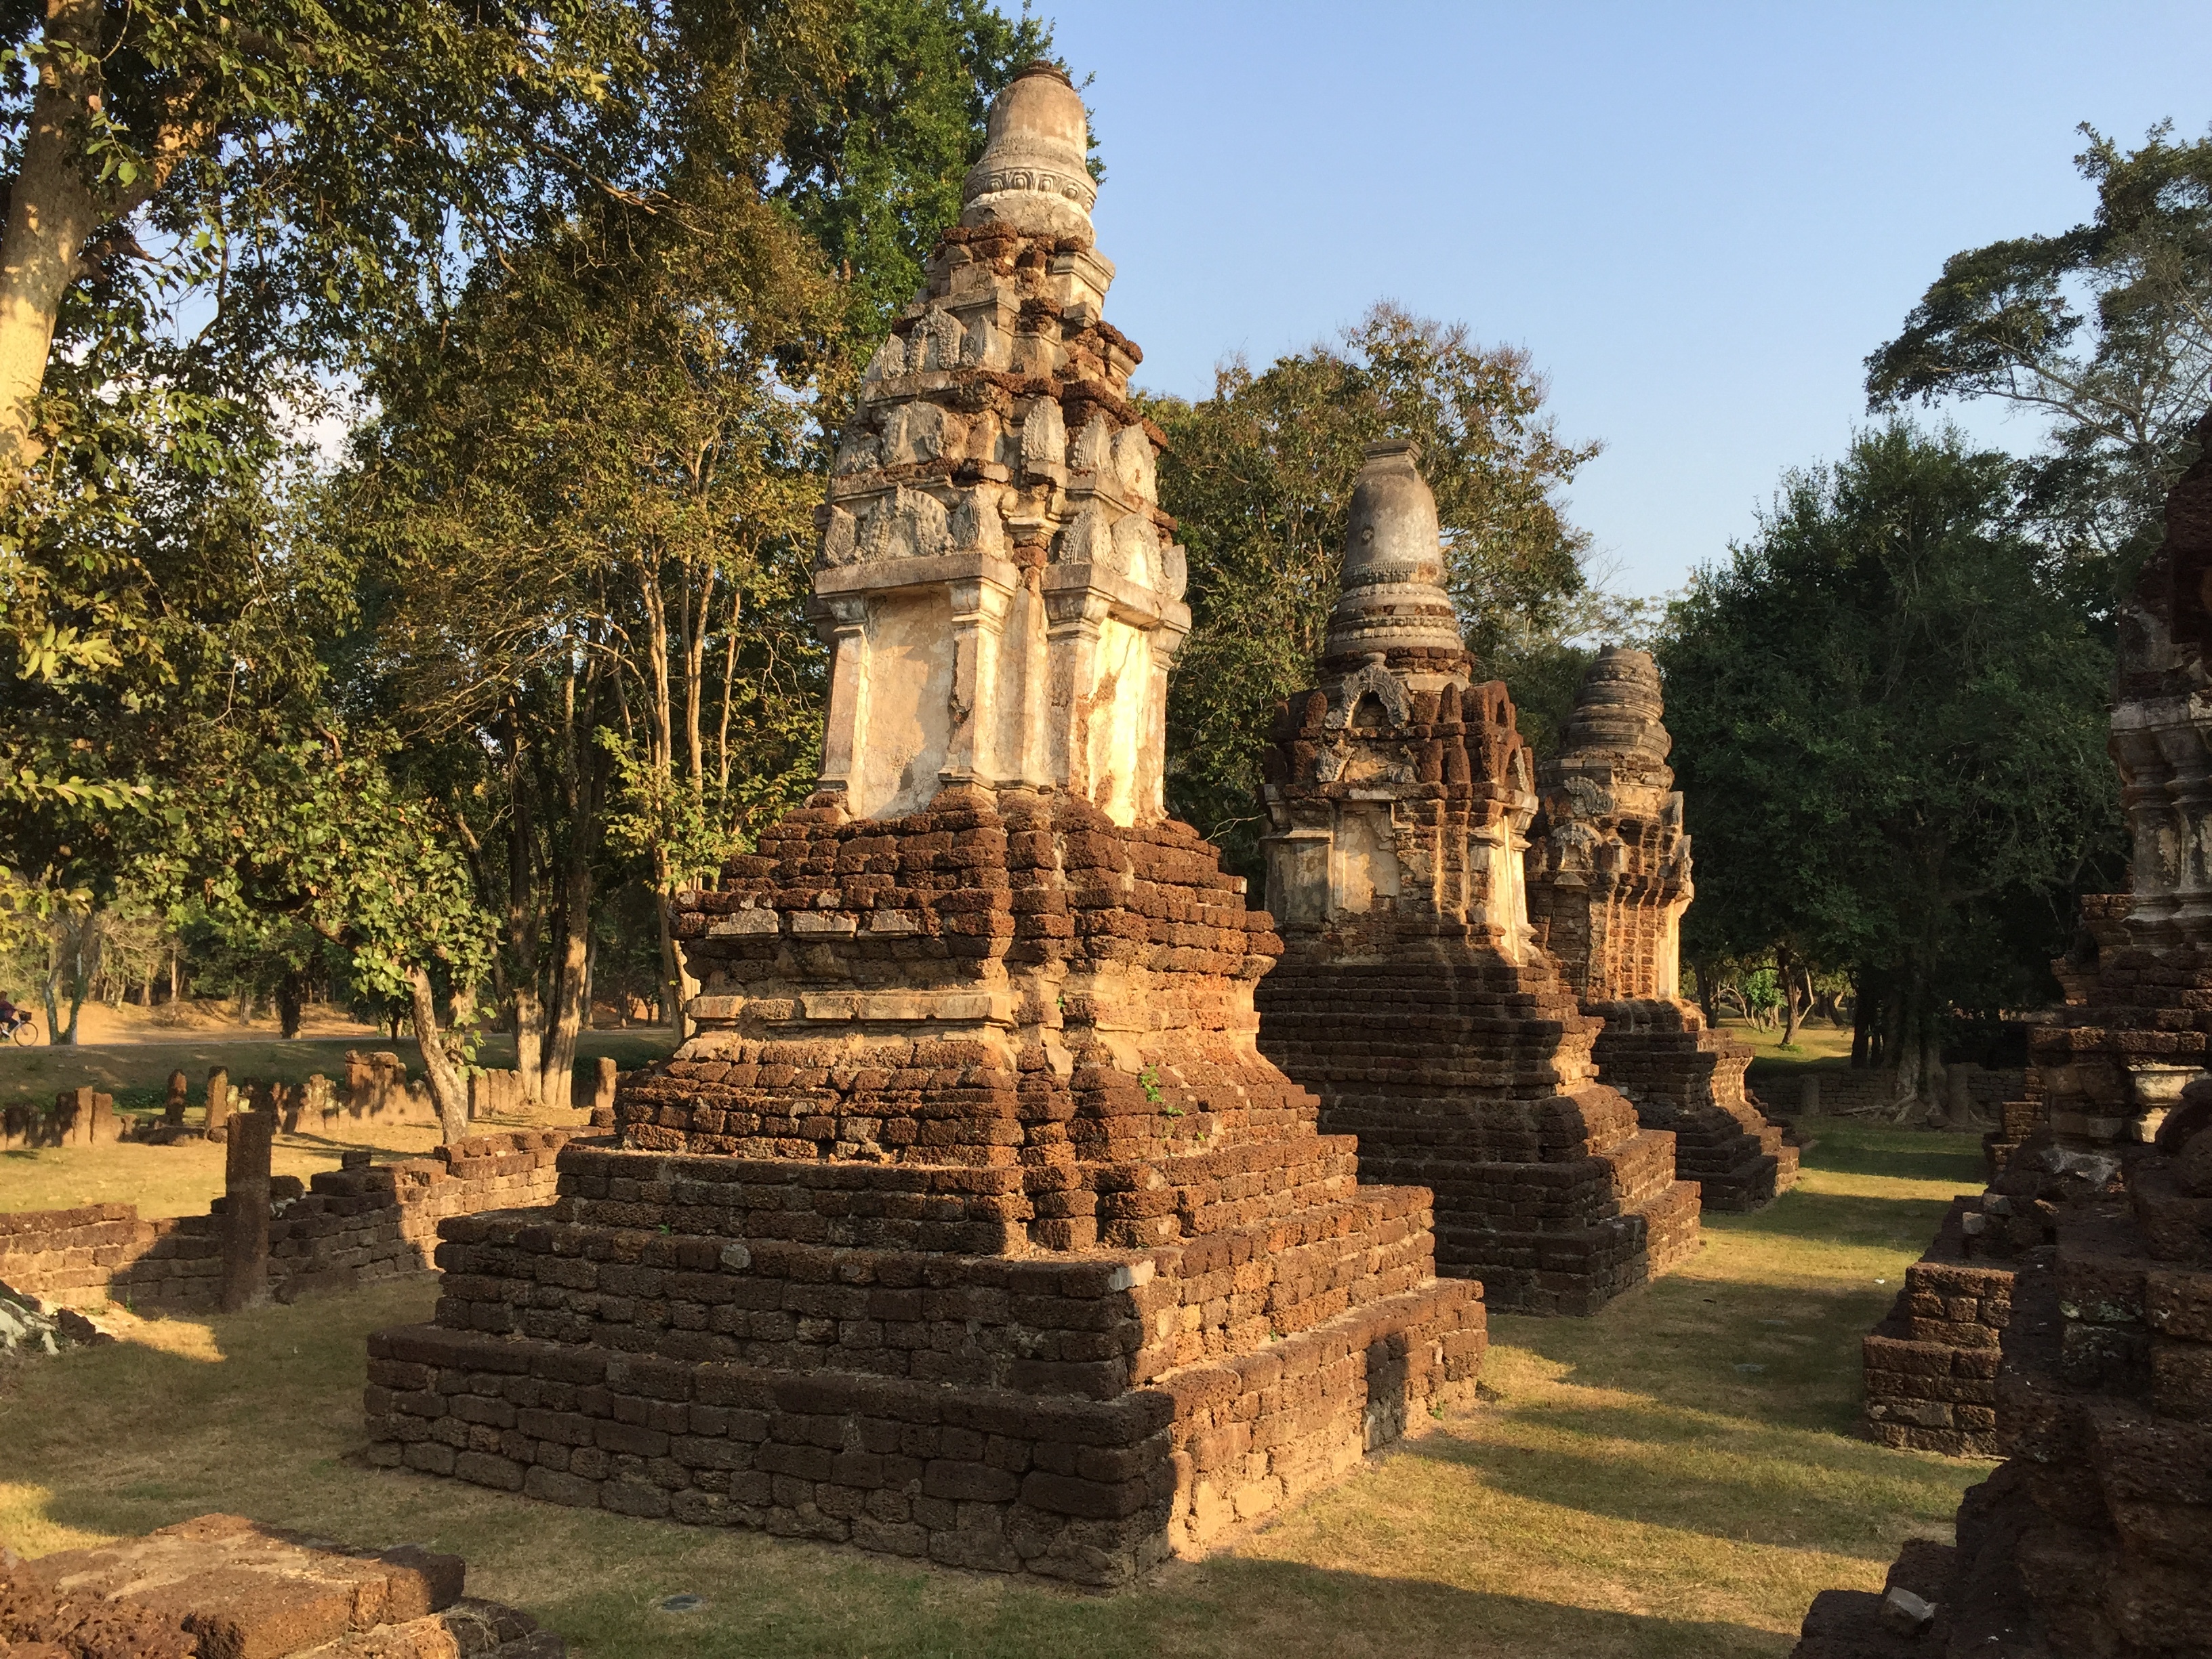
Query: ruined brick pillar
[
  {"left": 164, "top": 1069, "right": 188, "bottom": 1126},
  {"left": 366, "top": 64, "right": 1485, "bottom": 1586},
  {"left": 204, "top": 1067, "right": 232, "bottom": 1143},
  {"left": 1252, "top": 445, "right": 1700, "bottom": 1315},
  {"left": 1523, "top": 648, "right": 1798, "bottom": 1211},
  {"left": 220, "top": 1109, "right": 274, "bottom": 1313},
  {"left": 1797, "top": 405, "right": 2212, "bottom": 1656}
]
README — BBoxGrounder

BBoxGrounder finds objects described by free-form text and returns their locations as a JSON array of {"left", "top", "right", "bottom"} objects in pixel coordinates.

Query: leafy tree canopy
[
  {"left": 1867, "top": 122, "right": 2212, "bottom": 610},
  {"left": 1660, "top": 421, "right": 2123, "bottom": 1092}
]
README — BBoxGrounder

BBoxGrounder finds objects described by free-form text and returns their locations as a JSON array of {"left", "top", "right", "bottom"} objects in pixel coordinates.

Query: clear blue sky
[{"left": 1040, "top": 1, "right": 2212, "bottom": 600}]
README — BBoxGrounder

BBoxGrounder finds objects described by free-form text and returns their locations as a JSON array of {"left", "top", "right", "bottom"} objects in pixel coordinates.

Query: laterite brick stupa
[
  {"left": 1252, "top": 444, "right": 1699, "bottom": 1315},
  {"left": 1794, "top": 407, "right": 2212, "bottom": 1658},
  {"left": 365, "top": 65, "right": 1483, "bottom": 1586},
  {"left": 1525, "top": 649, "right": 1797, "bottom": 1211}
]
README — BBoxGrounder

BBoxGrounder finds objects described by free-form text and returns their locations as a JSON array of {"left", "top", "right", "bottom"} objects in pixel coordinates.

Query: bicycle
[{"left": 5, "top": 1016, "right": 37, "bottom": 1047}]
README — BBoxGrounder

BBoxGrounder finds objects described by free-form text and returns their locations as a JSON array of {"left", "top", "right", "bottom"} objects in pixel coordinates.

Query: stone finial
[
  {"left": 1322, "top": 442, "right": 1468, "bottom": 663},
  {"left": 960, "top": 62, "right": 1097, "bottom": 241},
  {"left": 1557, "top": 647, "right": 1673, "bottom": 783}
]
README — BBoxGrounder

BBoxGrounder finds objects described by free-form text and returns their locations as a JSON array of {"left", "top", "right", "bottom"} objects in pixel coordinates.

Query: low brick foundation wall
[
  {"left": 0, "top": 1130, "right": 571, "bottom": 1312},
  {"left": 0, "top": 1202, "right": 144, "bottom": 1307},
  {"left": 1776, "top": 1065, "right": 2026, "bottom": 1117},
  {"left": 1860, "top": 1199, "right": 2013, "bottom": 1457}
]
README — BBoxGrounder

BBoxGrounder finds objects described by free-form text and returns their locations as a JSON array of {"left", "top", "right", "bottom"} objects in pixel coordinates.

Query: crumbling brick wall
[
  {"left": 7, "top": 1513, "right": 560, "bottom": 1658},
  {"left": 1862, "top": 1200, "right": 2013, "bottom": 1457},
  {"left": 0, "top": 1130, "right": 569, "bottom": 1312},
  {"left": 0, "top": 1204, "right": 144, "bottom": 1308}
]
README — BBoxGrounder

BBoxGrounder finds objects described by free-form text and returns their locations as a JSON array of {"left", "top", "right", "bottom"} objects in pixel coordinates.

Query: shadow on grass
[
  {"left": 1797, "top": 1138, "right": 1986, "bottom": 1185},
  {"left": 1401, "top": 1410, "right": 1965, "bottom": 1558},
  {"left": 1491, "top": 1278, "right": 1896, "bottom": 1439},
  {"left": 1, "top": 1292, "right": 1797, "bottom": 1659},
  {"left": 541, "top": 1555, "right": 1788, "bottom": 1659},
  {"left": 1702, "top": 1187, "right": 1965, "bottom": 1255}
]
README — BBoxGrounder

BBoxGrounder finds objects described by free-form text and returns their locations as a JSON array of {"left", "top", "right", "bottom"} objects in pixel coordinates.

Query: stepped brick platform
[
  {"left": 369, "top": 793, "right": 1485, "bottom": 1583},
  {"left": 1253, "top": 445, "right": 1698, "bottom": 1315},
  {"left": 368, "top": 66, "right": 1484, "bottom": 1588},
  {"left": 1525, "top": 650, "right": 1797, "bottom": 1212},
  {"left": 1794, "top": 404, "right": 2212, "bottom": 1657},
  {"left": 1258, "top": 954, "right": 1699, "bottom": 1314}
]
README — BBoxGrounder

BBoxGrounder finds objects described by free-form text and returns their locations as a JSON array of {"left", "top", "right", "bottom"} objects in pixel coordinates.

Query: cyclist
[{"left": 0, "top": 994, "right": 28, "bottom": 1040}]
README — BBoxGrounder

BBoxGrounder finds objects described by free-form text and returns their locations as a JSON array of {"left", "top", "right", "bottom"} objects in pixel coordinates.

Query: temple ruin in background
[
  {"left": 365, "top": 65, "right": 1485, "bottom": 1586},
  {"left": 1524, "top": 648, "right": 1798, "bottom": 1211},
  {"left": 1253, "top": 443, "right": 1699, "bottom": 1315}
]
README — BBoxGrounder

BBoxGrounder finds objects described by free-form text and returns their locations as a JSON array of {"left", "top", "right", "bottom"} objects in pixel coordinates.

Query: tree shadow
[
  {"left": 5, "top": 1308, "right": 1798, "bottom": 1659},
  {"left": 1797, "top": 1138, "right": 1986, "bottom": 1184},
  {"left": 1700, "top": 1186, "right": 1967, "bottom": 1254},
  {"left": 1401, "top": 1415, "right": 1964, "bottom": 1558}
]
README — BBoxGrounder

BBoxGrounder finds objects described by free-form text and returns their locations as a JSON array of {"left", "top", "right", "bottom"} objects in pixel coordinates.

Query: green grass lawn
[
  {"left": 1724, "top": 1019, "right": 1855, "bottom": 1070},
  {"left": 0, "top": 1120, "right": 1987, "bottom": 1658}
]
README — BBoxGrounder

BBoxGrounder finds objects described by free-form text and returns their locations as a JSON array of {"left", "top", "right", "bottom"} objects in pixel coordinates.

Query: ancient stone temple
[
  {"left": 1523, "top": 649, "right": 1797, "bottom": 1211},
  {"left": 1796, "top": 405, "right": 2212, "bottom": 1658},
  {"left": 1252, "top": 443, "right": 1699, "bottom": 1315},
  {"left": 365, "top": 65, "right": 1484, "bottom": 1587}
]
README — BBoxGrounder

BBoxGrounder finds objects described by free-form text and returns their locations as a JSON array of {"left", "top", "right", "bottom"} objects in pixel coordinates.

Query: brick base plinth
[
  {"left": 366, "top": 1171, "right": 1483, "bottom": 1585},
  {"left": 1429, "top": 1172, "right": 1700, "bottom": 1315},
  {"left": 1589, "top": 1004, "right": 1798, "bottom": 1213},
  {"left": 367, "top": 1282, "right": 1479, "bottom": 1585}
]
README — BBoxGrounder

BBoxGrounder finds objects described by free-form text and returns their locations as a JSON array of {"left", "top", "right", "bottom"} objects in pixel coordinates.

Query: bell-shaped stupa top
[
  {"left": 960, "top": 62, "right": 1097, "bottom": 241},
  {"left": 1557, "top": 647, "right": 1673, "bottom": 783},
  {"left": 1323, "top": 441, "right": 1469, "bottom": 662}
]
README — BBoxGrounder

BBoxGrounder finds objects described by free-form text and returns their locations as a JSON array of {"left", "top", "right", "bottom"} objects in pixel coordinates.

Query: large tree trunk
[
  {"left": 1777, "top": 946, "right": 1802, "bottom": 1046},
  {"left": 42, "top": 909, "right": 96, "bottom": 1044},
  {"left": 639, "top": 554, "right": 688, "bottom": 1036},
  {"left": 716, "top": 587, "right": 741, "bottom": 792},
  {"left": 505, "top": 741, "right": 548, "bottom": 1101},
  {"left": 406, "top": 966, "right": 471, "bottom": 1145},
  {"left": 276, "top": 968, "right": 304, "bottom": 1038},
  {"left": 0, "top": 0, "right": 106, "bottom": 489},
  {"left": 540, "top": 859, "right": 592, "bottom": 1107},
  {"left": 533, "top": 654, "right": 605, "bottom": 1105},
  {"left": 0, "top": 0, "right": 207, "bottom": 502}
]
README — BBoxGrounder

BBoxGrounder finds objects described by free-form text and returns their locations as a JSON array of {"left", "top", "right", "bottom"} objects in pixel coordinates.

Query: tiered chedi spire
[
  {"left": 367, "top": 65, "right": 1486, "bottom": 1584},
  {"left": 1254, "top": 445, "right": 1700, "bottom": 1315},
  {"left": 1524, "top": 648, "right": 1797, "bottom": 1212},
  {"left": 812, "top": 65, "right": 1185, "bottom": 827}
]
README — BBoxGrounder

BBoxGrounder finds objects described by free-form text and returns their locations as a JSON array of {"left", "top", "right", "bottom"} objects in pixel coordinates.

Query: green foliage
[
  {"left": 1148, "top": 304, "right": 1601, "bottom": 868},
  {"left": 1660, "top": 422, "right": 2123, "bottom": 1057},
  {"left": 0, "top": 0, "right": 655, "bottom": 703},
  {"left": 151, "top": 736, "right": 492, "bottom": 1012},
  {"left": 774, "top": 0, "right": 1061, "bottom": 345},
  {"left": 1866, "top": 121, "right": 2212, "bottom": 608}
]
